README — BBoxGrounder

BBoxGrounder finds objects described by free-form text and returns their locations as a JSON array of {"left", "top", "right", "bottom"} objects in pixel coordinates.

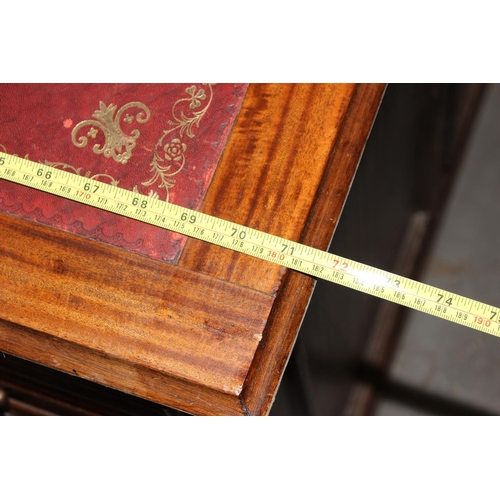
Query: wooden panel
[
  {"left": 179, "top": 84, "right": 359, "bottom": 294},
  {"left": 0, "top": 319, "right": 251, "bottom": 415},
  {"left": 0, "top": 84, "right": 385, "bottom": 415},
  {"left": 0, "top": 211, "right": 272, "bottom": 414},
  {"left": 241, "top": 84, "right": 387, "bottom": 414}
]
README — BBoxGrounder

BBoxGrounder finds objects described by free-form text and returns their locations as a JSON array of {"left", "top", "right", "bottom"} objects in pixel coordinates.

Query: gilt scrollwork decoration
[
  {"left": 142, "top": 84, "right": 214, "bottom": 201},
  {"left": 43, "top": 161, "right": 120, "bottom": 186},
  {"left": 71, "top": 101, "right": 151, "bottom": 165}
]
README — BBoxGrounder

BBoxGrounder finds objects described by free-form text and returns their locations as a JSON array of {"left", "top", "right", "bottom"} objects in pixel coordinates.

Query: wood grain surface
[
  {"left": 0, "top": 211, "right": 272, "bottom": 414},
  {"left": 0, "top": 84, "right": 385, "bottom": 415},
  {"left": 238, "top": 84, "right": 387, "bottom": 414},
  {"left": 180, "top": 84, "right": 359, "bottom": 294}
]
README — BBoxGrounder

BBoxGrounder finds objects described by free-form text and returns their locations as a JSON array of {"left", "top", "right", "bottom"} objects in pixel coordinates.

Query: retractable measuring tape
[{"left": 1, "top": 151, "right": 499, "bottom": 338}]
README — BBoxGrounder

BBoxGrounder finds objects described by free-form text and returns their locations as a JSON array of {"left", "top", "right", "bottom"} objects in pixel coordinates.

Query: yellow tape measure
[{"left": 1, "top": 151, "right": 499, "bottom": 338}]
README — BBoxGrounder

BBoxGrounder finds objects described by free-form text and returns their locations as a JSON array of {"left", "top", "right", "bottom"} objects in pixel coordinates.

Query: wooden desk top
[{"left": 0, "top": 84, "right": 385, "bottom": 415}]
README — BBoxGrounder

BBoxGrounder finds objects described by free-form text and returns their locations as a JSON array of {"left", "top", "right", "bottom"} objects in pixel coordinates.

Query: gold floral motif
[
  {"left": 186, "top": 85, "right": 207, "bottom": 109},
  {"left": 164, "top": 138, "right": 187, "bottom": 162},
  {"left": 4, "top": 85, "right": 215, "bottom": 203},
  {"left": 142, "top": 84, "right": 213, "bottom": 201},
  {"left": 71, "top": 101, "right": 151, "bottom": 165}
]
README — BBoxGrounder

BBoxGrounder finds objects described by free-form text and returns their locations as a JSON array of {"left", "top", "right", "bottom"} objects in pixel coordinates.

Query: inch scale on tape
[{"left": 1, "top": 151, "right": 499, "bottom": 338}]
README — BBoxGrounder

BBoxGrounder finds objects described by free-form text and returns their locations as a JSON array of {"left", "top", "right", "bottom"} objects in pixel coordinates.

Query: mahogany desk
[{"left": 0, "top": 84, "right": 385, "bottom": 415}]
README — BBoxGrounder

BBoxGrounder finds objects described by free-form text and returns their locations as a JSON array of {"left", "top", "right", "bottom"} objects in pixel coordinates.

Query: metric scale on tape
[{"left": 1, "top": 151, "right": 499, "bottom": 338}]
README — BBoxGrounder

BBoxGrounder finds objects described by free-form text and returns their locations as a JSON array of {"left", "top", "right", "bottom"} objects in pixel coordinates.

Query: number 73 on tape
[{"left": 0, "top": 151, "right": 499, "bottom": 338}]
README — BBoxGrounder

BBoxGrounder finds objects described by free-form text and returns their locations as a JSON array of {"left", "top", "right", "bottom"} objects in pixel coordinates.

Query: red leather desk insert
[
  {"left": 0, "top": 84, "right": 385, "bottom": 415},
  {"left": 0, "top": 84, "right": 246, "bottom": 262}
]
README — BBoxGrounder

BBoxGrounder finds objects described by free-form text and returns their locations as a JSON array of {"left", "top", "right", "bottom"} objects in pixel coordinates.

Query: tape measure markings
[{"left": 1, "top": 151, "right": 500, "bottom": 338}]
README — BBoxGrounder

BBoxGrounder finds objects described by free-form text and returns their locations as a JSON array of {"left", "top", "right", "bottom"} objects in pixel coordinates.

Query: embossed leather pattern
[{"left": 0, "top": 84, "right": 247, "bottom": 262}]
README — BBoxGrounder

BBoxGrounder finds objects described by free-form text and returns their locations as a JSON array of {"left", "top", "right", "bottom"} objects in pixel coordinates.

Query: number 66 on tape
[{"left": 1, "top": 151, "right": 499, "bottom": 338}]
